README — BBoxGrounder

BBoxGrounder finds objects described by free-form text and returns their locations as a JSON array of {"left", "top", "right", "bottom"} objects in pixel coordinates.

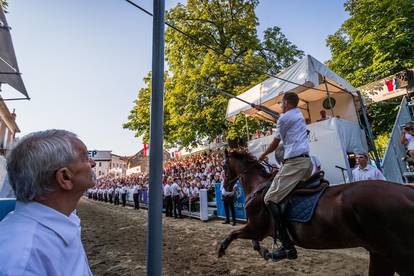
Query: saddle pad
[{"left": 285, "top": 186, "right": 327, "bottom": 223}]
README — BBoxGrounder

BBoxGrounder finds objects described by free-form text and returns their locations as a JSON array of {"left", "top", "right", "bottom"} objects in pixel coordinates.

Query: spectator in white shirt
[
  {"left": 171, "top": 179, "right": 182, "bottom": 218},
  {"left": 401, "top": 122, "right": 414, "bottom": 161},
  {"left": 121, "top": 184, "right": 128, "bottom": 207},
  {"left": 132, "top": 184, "right": 140, "bottom": 210},
  {"left": 352, "top": 152, "right": 386, "bottom": 181},
  {"left": 0, "top": 129, "right": 95, "bottom": 276},
  {"left": 164, "top": 179, "right": 173, "bottom": 217}
]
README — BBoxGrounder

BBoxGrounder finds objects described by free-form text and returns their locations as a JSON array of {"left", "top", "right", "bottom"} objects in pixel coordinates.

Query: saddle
[{"left": 245, "top": 172, "right": 329, "bottom": 209}]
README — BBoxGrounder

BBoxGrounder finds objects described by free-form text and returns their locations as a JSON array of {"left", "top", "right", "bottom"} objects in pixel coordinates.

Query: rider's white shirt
[
  {"left": 275, "top": 107, "right": 309, "bottom": 159},
  {"left": 352, "top": 165, "right": 386, "bottom": 181}
]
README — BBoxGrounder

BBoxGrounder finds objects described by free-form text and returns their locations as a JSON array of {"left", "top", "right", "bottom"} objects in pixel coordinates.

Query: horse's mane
[{"left": 228, "top": 148, "right": 272, "bottom": 178}]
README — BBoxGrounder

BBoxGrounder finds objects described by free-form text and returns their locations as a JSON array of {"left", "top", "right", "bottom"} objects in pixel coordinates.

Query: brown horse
[{"left": 218, "top": 149, "right": 414, "bottom": 276}]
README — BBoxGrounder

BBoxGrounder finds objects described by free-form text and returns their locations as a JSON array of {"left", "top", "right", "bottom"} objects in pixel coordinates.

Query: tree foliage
[
  {"left": 1, "top": 0, "right": 8, "bottom": 11},
  {"left": 124, "top": 0, "right": 303, "bottom": 148},
  {"left": 326, "top": 0, "right": 414, "bottom": 135}
]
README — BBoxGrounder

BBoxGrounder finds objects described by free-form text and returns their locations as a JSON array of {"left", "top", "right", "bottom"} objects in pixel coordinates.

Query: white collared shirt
[
  {"left": 275, "top": 107, "right": 309, "bottom": 159},
  {"left": 163, "top": 184, "right": 172, "bottom": 196},
  {"left": 0, "top": 201, "right": 92, "bottom": 276},
  {"left": 352, "top": 165, "right": 386, "bottom": 181},
  {"left": 405, "top": 133, "right": 414, "bottom": 150},
  {"left": 170, "top": 183, "right": 180, "bottom": 196}
]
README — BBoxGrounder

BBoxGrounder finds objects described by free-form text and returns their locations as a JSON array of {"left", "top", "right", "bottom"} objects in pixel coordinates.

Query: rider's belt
[{"left": 283, "top": 154, "right": 309, "bottom": 162}]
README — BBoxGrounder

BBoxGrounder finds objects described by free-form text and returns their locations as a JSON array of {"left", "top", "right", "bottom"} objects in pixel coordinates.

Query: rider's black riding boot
[{"left": 266, "top": 201, "right": 297, "bottom": 261}]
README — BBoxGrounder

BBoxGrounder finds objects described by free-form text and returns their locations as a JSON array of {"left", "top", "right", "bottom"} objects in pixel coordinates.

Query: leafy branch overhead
[{"left": 124, "top": 0, "right": 303, "bottom": 148}]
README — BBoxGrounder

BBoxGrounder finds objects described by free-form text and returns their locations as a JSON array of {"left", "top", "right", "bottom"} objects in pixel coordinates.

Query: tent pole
[
  {"left": 323, "top": 76, "right": 335, "bottom": 117},
  {"left": 244, "top": 114, "right": 250, "bottom": 142},
  {"left": 357, "top": 90, "right": 382, "bottom": 170},
  {"left": 147, "top": 0, "right": 165, "bottom": 275}
]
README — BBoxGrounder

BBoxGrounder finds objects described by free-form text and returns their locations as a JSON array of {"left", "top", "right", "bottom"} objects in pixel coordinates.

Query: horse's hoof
[
  {"left": 252, "top": 242, "right": 260, "bottom": 251},
  {"left": 218, "top": 248, "right": 225, "bottom": 258}
]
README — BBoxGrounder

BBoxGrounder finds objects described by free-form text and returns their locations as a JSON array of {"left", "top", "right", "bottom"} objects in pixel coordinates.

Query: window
[{"left": 99, "top": 162, "right": 102, "bottom": 167}]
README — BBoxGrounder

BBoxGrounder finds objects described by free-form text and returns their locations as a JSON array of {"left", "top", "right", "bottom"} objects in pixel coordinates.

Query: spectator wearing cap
[{"left": 352, "top": 152, "right": 386, "bottom": 181}]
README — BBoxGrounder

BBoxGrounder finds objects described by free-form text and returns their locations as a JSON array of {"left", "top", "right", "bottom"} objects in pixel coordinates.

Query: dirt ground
[{"left": 78, "top": 198, "right": 370, "bottom": 276}]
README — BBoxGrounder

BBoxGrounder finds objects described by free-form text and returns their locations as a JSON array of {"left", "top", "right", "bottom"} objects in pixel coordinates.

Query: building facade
[
  {"left": 126, "top": 148, "right": 171, "bottom": 175},
  {"left": 88, "top": 150, "right": 128, "bottom": 178},
  {"left": 0, "top": 100, "right": 19, "bottom": 155}
]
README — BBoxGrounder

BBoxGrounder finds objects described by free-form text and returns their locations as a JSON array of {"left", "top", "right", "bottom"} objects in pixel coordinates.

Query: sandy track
[{"left": 78, "top": 199, "right": 369, "bottom": 276}]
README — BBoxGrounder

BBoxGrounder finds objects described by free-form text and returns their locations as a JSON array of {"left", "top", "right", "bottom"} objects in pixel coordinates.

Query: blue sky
[{"left": 3, "top": 0, "right": 347, "bottom": 156}]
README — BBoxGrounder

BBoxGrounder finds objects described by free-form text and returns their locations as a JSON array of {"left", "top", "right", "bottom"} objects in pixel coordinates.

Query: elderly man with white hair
[{"left": 0, "top": 129, "right": 96, "bottom": 276}]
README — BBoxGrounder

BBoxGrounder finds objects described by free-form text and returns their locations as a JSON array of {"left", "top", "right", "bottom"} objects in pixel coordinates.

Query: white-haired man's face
[{"left": 56, "top": 138, "right": 96, "bottom": 194}]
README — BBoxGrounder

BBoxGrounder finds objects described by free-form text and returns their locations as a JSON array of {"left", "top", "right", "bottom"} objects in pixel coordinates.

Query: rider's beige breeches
[{"left": 264, "top": 157, "right": 312, "bottom": 204}]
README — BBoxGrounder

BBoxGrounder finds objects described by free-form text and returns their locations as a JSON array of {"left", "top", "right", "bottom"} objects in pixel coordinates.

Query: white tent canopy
[
  {"left": 0, "top": 5, "right": 28, "bottom": 98},
  {"left": 226, "top": 55, "right": 359, "bottom": 123}
]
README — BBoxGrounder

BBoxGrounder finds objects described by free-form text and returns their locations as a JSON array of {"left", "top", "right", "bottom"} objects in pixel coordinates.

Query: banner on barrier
[{"left": 214, "top": 181, "right": 246, "bottom": 220}]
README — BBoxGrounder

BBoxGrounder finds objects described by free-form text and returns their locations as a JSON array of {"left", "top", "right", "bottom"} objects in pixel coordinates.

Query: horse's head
[
  {"left": 223, "top": 148, "right": 272, "bottom": 193},
  {"left": 223, "top": 148, "right": 240, "bottom": 192}
]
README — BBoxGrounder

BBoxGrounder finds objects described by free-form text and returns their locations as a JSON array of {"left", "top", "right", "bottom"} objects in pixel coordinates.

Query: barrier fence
[{"left": 0, "top": 184, "right": 249, "bottom": 222}]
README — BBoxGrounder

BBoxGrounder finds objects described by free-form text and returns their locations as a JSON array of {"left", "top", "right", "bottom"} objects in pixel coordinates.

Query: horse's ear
[{"left": 224, "top": 148, "right": 229, "bottom": 158}]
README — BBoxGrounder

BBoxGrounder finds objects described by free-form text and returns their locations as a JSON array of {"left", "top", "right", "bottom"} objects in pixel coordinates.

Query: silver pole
[
  {"left": 244, "top": 114, "right": 250, "bottom": 142},
  {"left": 147, "top": 0, "right": 165, "bottom": 275},
  {"left": 357, "top": 90, "right": 382, "bottom": 170}
]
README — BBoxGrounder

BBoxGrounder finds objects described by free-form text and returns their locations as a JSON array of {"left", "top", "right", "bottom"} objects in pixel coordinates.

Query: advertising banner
[{"left": 215, "top": 181, "right": 246, "bottom": 220}]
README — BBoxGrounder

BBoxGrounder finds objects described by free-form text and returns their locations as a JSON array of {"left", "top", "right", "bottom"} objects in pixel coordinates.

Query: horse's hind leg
[
  {"left": 369, "top": 252, "right": 395, "bottom": 276},
  {"left": 252, "top": 240, "right": 270, "bottom": 260}
]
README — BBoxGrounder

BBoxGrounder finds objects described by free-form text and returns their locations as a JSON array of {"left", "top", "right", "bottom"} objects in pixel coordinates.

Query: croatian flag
[{"left": 385, "top": 79, "right": 398, "bottom": 92}]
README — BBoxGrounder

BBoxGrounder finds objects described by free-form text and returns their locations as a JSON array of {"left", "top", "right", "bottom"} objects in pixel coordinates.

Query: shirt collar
[
  {"left": 15, "top": 201, "right": 79, "bottom": 246},
  {"left": 357, "top": 165, "right": 370, "bottom": 171}
]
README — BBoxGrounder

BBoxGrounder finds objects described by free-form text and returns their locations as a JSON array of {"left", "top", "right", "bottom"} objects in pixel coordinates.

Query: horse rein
[{"left": 225, "top": 158, "right": 277, "bottom": 189}]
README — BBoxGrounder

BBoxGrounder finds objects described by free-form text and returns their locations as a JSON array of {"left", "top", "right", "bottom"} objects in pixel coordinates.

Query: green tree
[
  {"left": 1, "top": 1, "right": 8, "bottom": 11},
  {"left": 125, "top": 0, "right": 303, "bottom": 148},
  {"left": 326, "top": 0, "right": 414, "bottom": 136}
]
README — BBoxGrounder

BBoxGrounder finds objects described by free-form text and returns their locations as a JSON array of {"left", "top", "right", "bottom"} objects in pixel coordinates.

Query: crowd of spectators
[{"left": 86, "top": 150, "right": 225, "bottom": 217}]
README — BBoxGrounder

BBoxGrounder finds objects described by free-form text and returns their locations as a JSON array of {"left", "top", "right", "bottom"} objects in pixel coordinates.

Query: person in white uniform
[
  {"left": 352, "top": 152, "right": 386, "bottom": 181},
  {"left": 0, "top": 129, "right": 96, "bottom": 276}
]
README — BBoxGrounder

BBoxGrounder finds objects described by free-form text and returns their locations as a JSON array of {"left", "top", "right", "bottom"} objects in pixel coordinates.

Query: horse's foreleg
[
  {"left": 368, "top": 252, "right": 395, "bottom": 276},
  {"left": 218, "top": 225, "right": 265, "bottom": 258}
]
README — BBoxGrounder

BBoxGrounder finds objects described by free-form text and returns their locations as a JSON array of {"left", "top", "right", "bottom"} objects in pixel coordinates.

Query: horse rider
[{"left": 258, "top": 92, "right": 312, "bottom": 261}]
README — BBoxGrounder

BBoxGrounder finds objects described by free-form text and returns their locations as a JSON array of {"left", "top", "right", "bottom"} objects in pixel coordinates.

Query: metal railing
[{"left": 382, "top": 96, "right": 412, "bottom": 183}]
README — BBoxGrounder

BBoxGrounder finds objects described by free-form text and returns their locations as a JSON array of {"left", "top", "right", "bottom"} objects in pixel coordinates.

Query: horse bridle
[{"left": 224, "top": 158, "right": 277, "bottom": 188}]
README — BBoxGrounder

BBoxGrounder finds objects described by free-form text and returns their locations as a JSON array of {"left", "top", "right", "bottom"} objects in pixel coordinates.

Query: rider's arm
[{"left": 259, "top": 138, "right": 281, "bottom": 161}]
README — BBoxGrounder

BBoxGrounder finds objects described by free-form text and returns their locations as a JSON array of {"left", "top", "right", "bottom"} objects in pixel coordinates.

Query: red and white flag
[
  {"left": 385, "top": 79, "right": 398, "bottom": 92},
  {"left": 143, "top": 143, "right": 148, "bottom": 157}
]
